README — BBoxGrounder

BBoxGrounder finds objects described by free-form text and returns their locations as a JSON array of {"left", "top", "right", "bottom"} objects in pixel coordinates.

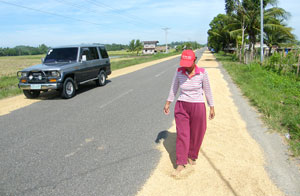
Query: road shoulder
[
  {"left": 136, "top": 51, "right": 295, "bottom": 196},
  {"left": 218, "top": 53, "right": 300, "bottom": 196}
]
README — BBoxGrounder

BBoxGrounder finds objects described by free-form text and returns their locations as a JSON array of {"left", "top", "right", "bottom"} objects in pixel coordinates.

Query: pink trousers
[{"left": 174, "top": 101, "right": 207, "bottom": 165}]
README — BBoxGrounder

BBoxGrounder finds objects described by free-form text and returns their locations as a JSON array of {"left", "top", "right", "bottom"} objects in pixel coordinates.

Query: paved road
[{"left": 0, "top": 49, "right": 205, "bottom": 196}]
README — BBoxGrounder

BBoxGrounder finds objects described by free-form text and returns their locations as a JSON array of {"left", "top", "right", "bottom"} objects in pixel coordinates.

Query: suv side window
[
  {"left": 99, "top": 47, "right": 109, "bottom": 59},
  {"left": 81, "top": 47, "right": 99, "bottom": 61},
  {"left": 89, "top": 47, "right": 99, "bottom": 60}
]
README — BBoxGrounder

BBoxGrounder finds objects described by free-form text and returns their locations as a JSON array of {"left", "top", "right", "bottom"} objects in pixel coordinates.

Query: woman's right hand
[{"left": 164, "top": 101, "right": 171, "bottom": 115}]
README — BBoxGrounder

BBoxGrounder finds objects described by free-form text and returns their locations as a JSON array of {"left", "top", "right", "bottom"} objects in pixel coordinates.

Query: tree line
[
  {"left": 0, "top": 43, "right": 129, "bottom": 57},
  {"left": 0, "top": 44, "right": 49, "bottom": 56},
  {"left": 126, "top": 40, "right": 204, "bottom": 55},
  {"left": 104, "top": 43, "right": 128, "bottom": 51},
  {"left": 173, "top": 41, "right": 204, "bottom": 51},
  {"left": 207, "top": 0, "right": 297, "bottom": 62},
  {"left": 0, "top": 41, "right": 204, "bottom": 57}
]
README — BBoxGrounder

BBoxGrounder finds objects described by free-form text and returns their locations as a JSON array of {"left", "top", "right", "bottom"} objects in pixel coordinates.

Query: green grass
[
  {"left": 107, "top": 50, "right": 133, "bottom": 56},
  {"left": 0, "top": 76, "right": 22, "bottom": 99},
  {"left": 215, "top": 53, "right": 300, "bottom": 156},
  {"left": 0, "top": 51, "right": 180, "bottom": 100},
  {"left": 111, "top": 51, "right": 180, "bottom": 70}
]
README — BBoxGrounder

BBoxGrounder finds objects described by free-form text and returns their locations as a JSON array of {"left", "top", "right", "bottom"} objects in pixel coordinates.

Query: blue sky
[{"left": 0, "top": 0, "right": 299, "bottom": 47}]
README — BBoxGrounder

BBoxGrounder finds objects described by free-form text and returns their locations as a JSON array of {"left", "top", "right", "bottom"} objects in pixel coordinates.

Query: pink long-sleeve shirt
[{"left": 167, "top": 65, "right": 214, "bottom": 107}]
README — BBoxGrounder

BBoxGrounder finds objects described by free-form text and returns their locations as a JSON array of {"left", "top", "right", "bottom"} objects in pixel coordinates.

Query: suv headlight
[
  {"left": 18, "top": 72, "right": 27, "bottom": 77},
  {"left": 51, "top": 71, "right": 60, "bottom": 77}
]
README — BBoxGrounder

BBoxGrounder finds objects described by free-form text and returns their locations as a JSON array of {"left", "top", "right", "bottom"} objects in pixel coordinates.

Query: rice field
[{"left": 0, "top": 55, "right": 44, "bottom": 77}]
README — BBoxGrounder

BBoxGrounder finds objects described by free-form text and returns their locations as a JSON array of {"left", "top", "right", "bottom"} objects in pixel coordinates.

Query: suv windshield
[{"left": 44, "top": 48, "right": 78, "bottom": 64}]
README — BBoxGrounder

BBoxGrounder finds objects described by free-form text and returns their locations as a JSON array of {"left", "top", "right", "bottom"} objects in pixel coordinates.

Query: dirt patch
[
  {"left": 136, "top": 51, "right": 284, "bottom": 196},
  {"left": 0, "top": 95, "right": 40, "bottom": 116},
  {"left": 110, "top": 57, "right": 135, "bottom": 62}
]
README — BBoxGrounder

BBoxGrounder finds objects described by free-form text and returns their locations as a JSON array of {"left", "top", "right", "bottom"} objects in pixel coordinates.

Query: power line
[
  {"left": 0, "top": 0, "right": 191, "bottom": 42},
  {"left": 53, "top": 0, "right": 101, "bottom": 15},
  {"left": 80, "top": 1, "right": 188, "bottom": 42},
  {"left": 82, "top": 0, "right": 145, "bottom": 27},
  {"left": 53, "top": 0, "right": 162, "bottom": 35},
  {"left": 82, "top": 0, "right": 164, "bottom": 28},
  {"left": 0, "top": 0, "right": 106, "bottom": 26}
]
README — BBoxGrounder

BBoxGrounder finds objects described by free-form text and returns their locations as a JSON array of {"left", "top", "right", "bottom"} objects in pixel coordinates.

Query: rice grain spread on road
[{"left": 136, "top": 51, "right": 284, "bottom": 196}]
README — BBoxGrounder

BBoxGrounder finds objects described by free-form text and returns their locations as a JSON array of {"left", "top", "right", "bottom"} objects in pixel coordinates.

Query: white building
[{"left": 142, "top": 41, "right": 159, "bottom": 54}]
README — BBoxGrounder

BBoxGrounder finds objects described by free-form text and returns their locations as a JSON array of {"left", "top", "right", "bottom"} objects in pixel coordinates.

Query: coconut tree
[
  {"left": 225, "top": 0, "right": 250, "bottom": 62},
  {"left": 128, "top": 39, "right": 135, "bottom": 53},
  {"left": 263, "top": 7, "right": 295, "bottom": 55},
  {"left": 207, "top": 14, "right": 233, "bottom": 52},
  {"left": 134, "top": 39, "right": 143, "bottom": 55},
  {"left": 224, "top": 0, "right": 293, "bottom": 60}
]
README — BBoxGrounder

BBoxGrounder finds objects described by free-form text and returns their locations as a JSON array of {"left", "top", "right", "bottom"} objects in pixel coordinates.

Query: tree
[
  {"left": 225, "top": 0, "right": 247, "bottom": 62},
  {"left": 175, "top": 45, "right": 183, "bottom": 52},
  {"left": 135, "top": 39, "right": 143, "bottom": 55},
  {"left": 128, "top": 39, "right": 135, "bottom": 53},
  {"left": 208, "top": 0, "right": 294, "bottom": 61},
  {"left": 207, "top": 14, "right": 233, "bottom": 52},
  {"left": 263, "top": 7, "right": 295, "bottom": 55},
  {"left": 39, "top": 44, "right": 49, "bottom": 53}
]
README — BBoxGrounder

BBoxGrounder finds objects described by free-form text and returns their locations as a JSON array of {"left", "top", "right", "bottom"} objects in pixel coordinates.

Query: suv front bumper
[{"left": 18, "top": 83, "right": 62, "bottom": 90}]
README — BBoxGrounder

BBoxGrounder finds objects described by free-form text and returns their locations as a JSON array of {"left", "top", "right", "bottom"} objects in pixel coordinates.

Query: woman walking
[{"left": 164, "top": 49, "right": 215, "bottom": 175}]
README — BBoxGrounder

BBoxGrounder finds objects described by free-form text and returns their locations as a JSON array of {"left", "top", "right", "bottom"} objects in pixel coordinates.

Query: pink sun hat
[{"left": 180, "top": 49, "right": 196, "bottom": 67}]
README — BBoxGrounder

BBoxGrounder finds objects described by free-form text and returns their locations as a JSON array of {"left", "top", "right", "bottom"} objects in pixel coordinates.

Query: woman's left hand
[{"left": 209, "top": 107, "right": 215, "bottom": 120}]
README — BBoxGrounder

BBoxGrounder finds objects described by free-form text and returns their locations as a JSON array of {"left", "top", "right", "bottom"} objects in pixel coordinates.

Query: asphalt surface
[{"left": 0, "top": 49, "right": 206, "bottom": 196}]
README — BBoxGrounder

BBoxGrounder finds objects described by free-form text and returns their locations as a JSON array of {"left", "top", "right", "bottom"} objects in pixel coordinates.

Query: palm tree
[
  {"left": 263, "top": 7, "right": 295, "bottom": 55},
  {"left": 134, "top": 39, "right": 143, "bottom": 55},
  {"left": 225, "top": 0, "right": 248, "bottom": 62},
  {"left": 224, "top": 0, "right": 294, "bottom": 61},
  {"left": 128, "top": 39, "right": 135, "bottom": 53}
]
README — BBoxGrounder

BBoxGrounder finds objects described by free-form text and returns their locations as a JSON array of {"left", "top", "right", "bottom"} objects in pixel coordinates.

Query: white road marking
[
  {"left": 65, "top": 148, "right": 81, "bottom": 158},
  {"left": 85, "top": 137, "right": 94, "bottom": 143},
  {"left": 155, "top": 70, "right": 168, "bottom": 77},
  {"left": 99, "top": 89, "right": 134, "bottom": 109},
  {"left": 155, "top": 65, "right": 178, "bottom": 77}
]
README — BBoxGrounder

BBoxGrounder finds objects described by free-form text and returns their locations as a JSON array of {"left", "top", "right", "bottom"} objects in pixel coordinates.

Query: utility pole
[
  {"left": 162, "top": 27, "right": 170, "bottom": 53},
  {"left": 260, "top": 0, "right": 264, "bottom": 64}
]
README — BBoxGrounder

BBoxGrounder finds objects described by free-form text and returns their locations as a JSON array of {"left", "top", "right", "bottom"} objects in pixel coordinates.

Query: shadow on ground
[
  {"left": 203, "top": 59, "right": 216, "bottom": 61},
  {"left": 155, "top": 130, "right": 177, "bottom": 169},
  {"left": 155, "top": 130, "right": 239, "bottom": 195},
  {"left": 30, "top": 80, "right": 112, "bottom": 100}
]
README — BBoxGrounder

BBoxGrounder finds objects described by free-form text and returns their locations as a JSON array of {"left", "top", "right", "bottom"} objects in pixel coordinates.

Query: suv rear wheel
[
  {"left": 61, "top": 77, "right": 76, "bottom": 99},
  {"left": 23, "top": 90, "right": 40, "bottom": 99},
  {"left": 96, "top": 70, "right": 106, "bottom": 86}
]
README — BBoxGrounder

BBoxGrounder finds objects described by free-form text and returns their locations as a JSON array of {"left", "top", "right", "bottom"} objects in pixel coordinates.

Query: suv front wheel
[
  {"left": 23, "top": 90, "right": 40, "bottom": 99},
  {"left": 96, "top": 70, "right": 106, "bottom": 86},
  {"left": 61, "top": 77, "right": 76, "bottom": 99}
]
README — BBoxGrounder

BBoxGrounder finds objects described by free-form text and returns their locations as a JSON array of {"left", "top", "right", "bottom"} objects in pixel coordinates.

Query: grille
[{"left": 28, "top": 71, "right": 47, "bottom": 83}]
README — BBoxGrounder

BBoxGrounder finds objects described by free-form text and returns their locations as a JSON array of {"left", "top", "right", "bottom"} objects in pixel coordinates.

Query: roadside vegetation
[
  {"left": 208, "top": 0, "right": 300, "bottom": 156},
  {"left": 216, "top": 52, "right": 300, "bottom": 156},
  {"left": 208, "top": 0, "right": 295, "bottom": 63}
]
